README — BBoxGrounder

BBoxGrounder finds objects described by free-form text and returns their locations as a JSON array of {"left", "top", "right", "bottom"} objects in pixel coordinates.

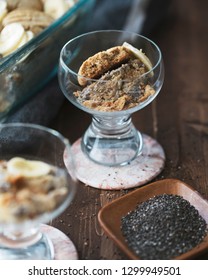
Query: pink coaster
[
  {"left": 70, "top": 134, "right": 165, "bottom": 190},
  {"left": 41, "top": 224, "right": 78, "bottom": 260}
]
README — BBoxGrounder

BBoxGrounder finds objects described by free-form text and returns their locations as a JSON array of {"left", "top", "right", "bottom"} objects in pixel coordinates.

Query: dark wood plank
[{"left": 50, "top": 0, "right": 208, "bottom": 260}]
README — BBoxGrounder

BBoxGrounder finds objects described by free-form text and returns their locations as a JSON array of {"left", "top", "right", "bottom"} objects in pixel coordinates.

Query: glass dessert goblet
[
  {"left": 0, "top": 123, "right": 76, "bottom": 259},
  {"left": 58, "top": 30, "right": 165, "bottom": 189}
]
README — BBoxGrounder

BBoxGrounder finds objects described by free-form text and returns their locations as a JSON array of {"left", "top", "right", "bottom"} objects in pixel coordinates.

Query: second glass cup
[{"left": 0, "top": 123, "right": 76, "bottom": 259}]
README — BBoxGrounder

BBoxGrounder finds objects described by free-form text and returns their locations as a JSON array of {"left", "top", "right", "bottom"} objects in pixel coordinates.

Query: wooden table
[{"left": 49, "top": 0, "right": 208, "bottom": 259}]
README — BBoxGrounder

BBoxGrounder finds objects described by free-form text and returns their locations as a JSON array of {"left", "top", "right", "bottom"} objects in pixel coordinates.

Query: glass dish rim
[{"left": 0, "top": 0, "right": 92, "bottom": 72}]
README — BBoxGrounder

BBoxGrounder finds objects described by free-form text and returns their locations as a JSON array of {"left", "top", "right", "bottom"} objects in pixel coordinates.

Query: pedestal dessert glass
[
  {"left": 58, "top": 30, "right": 165, "bottom": 190},
  {"left": 0, "top": 123, "right": 76, "bottom": 259}
]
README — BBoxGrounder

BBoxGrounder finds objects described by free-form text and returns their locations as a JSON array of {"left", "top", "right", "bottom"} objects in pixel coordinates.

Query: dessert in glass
[
  {"left": 0, "top": 123, "right": 76, "bottom": 259},
  {"left": 58, "top": 30, "right": 165, "bottom": 189}
]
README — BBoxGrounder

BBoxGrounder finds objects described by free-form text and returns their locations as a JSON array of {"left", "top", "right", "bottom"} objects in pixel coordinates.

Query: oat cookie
[
  {"left": 0, "top": 0, "right": 7, "bottom": 24},
  {"left": 2, "top": 8, "right": 54, "bottom": 30},
  {"left": 6, "top": 0, "right": 43, "bottom": 11},
  {"left": 78, "top": 46, "right": 132, "bottom": 86}
]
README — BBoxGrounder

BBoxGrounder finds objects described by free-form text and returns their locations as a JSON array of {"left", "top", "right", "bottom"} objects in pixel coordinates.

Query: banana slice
[
  {"left": 65, "top": 0, "right": 76, "bottom": 8},
  {"left": 43, "top": 0, "right": 69, "bottom": 19},
  {"left": 26, "top": 30, "right": 34, "bottom": 41},
  {"left": 0, "top": 22, "right": 25, "bottom": 56},
  {"left": 0, "top": 0, "right": 7, "bottom": 23},
  {"left": 7, "top": 157, "right": 51, "bottom": 178},
  {"left": 16, "top": 32, "right": 27, "bottom": 48},
  {"left": 123, "top": 42, "right": 153, "bottom": 71},
  {"left": 16, "top": 30, "right": 34, "bottom": 49}
]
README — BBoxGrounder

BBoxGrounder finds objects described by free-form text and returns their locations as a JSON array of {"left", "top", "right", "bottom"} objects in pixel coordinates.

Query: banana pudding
[
  {"left": 74, "top": 42, "right": 155, "bottom": 112},
  {"left": 0, "top": 0, "right": 77, "bottom": 57},
  {"left": 0, "top": 157, "right": 68, "bottom": 223}
]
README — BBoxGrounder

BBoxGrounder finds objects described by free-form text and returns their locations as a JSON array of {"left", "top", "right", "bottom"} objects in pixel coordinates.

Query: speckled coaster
[
  {"left": 70, "top": 134, "right": 165, "bottom": 190},
  {"left": 41, "top": 224, "right": 78, "bottom": 260}
]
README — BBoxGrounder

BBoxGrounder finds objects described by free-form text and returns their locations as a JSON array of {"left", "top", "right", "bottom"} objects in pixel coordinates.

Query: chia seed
[{"left": 121, "top": 194, "right": 207, "bottom": 260}]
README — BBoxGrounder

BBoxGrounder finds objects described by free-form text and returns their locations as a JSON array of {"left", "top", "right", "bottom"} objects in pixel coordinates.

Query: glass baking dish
[{"left": 0, "top": 0, "right": 95, "bottom": 121}]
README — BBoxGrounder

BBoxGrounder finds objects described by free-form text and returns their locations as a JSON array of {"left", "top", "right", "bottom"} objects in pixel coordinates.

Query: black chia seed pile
[{"left": 121, "top": 194, "right": 207, "bottom": 260}]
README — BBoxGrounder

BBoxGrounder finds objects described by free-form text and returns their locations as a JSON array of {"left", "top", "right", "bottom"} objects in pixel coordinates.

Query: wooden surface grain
[{"left": 50, "top": 0, "right": 208, "bottom": 259}]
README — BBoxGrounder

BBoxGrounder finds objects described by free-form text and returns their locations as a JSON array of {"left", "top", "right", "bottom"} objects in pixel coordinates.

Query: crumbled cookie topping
[{"left": 74, "top": 59, "right": 155, "bottom": 112}]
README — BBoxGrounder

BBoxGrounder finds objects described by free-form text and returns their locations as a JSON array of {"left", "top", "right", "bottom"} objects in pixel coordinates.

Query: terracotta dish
[{"left": 98, "top": 179, "right": 208, "bottom": 260}]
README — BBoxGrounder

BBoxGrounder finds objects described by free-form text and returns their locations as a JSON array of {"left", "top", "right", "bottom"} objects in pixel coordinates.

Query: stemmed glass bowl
[
  {"left": 58, "top": 30, "right": 164, "bottom": 167},
  {"left": 0, "top": 123, "right": 76, "bottom": 259}
]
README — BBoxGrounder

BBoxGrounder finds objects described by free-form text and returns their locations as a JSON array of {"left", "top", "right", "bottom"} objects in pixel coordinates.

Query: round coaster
[
  {"left": 41, "top": 224, "right": 78, "bottom": 260},
  {"left": 70, "top": 134, "right": 165, "bottom": 190}
]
